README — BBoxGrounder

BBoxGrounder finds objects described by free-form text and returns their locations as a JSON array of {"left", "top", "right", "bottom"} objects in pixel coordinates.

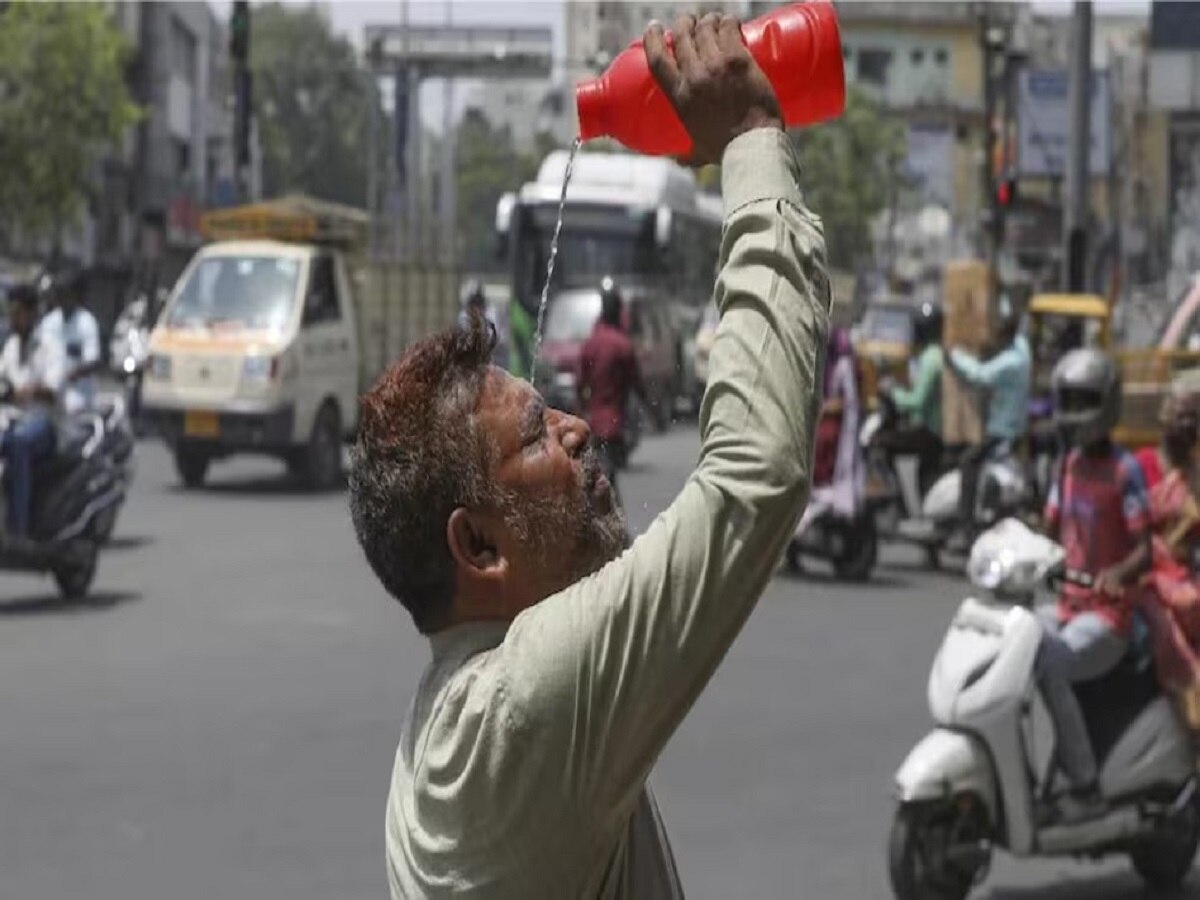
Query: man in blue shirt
[{"left": 946, "top": 298, "right": 1031, "bottom": 549}]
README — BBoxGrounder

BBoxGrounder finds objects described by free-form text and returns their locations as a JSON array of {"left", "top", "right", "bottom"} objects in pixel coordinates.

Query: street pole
[
  {"left": 979, "top": 7, "right": 998, "bottom": 273},
  {"left": 440, "top": 0, "right": 456, "bottom": 269},
  {"left": 1063, "top": 0, "right": 1093, "bottom": 293}
]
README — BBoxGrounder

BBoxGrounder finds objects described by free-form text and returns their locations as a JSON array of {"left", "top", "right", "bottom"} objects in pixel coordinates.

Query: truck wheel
[
  {"left": 175, "top": 446, "right": 210, "bottom": 489},
  {"left": 294, "top": 403, "right": 342, "bottom": 491}
]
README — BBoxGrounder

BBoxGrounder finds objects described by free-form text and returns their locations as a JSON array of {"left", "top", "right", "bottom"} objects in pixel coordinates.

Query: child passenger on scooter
[{"left": 1039, "top": 349, "right": 1151, "bottom": 822}]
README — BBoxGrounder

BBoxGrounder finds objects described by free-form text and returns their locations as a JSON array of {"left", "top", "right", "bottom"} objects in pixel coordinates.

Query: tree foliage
[
  {"left": 251, "top": 3, "right": 378, "bottom": 206},
  {"left": 791, "top": 85, "right": 908, "bottom": 270},
  {"left": 0, "top": 2, "right": 140, "bottom": 241},
  {"left": 456, "top": 108, "right": 559, "bottom": 272}
]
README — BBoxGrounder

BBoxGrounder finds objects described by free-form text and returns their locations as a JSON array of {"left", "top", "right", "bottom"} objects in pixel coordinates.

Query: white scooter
[{"left": 889, "top": 519, "right": 1198, "bottom": 899}]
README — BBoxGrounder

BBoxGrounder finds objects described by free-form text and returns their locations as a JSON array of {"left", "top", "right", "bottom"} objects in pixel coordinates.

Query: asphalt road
[{"left": 0, "top": 427, "right": 1197, "bottom": 899}]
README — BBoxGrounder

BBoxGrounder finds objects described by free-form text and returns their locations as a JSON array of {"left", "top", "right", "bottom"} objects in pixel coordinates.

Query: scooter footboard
[{"left": 895, "top": 728, "right": 998, "bottom": 823}]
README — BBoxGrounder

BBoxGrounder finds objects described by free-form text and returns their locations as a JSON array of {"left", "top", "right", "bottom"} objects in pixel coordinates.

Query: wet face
[{"left": 475, "top": 368, "right": 627, "bottom": 604}]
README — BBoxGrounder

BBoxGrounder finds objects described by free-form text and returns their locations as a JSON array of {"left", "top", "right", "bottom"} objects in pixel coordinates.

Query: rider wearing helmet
[
  {"left": 946, "top": 293, "right": 1031, "bottom": 549},
  {"left": 881, "top": 301, "right": 944, "bottom": 495},
  {"left": 1038, "top": 348, "right": 1151, "bottom": 822}
]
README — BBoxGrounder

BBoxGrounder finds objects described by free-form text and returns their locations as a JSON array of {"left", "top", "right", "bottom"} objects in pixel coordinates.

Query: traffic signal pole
[{"left": 1063, "top": 0, "right": 1092, "bottom": 293}]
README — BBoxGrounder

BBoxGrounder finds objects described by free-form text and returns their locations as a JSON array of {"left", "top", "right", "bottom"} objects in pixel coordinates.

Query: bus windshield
[
  {"left": 514, "top": 203, "right": 658, "bottom": 301},
  {"left": 167, "top": 255, "right": 300, "bottom": 333}
]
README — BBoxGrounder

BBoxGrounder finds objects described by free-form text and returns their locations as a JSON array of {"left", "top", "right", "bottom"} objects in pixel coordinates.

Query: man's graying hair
[{"left": 349, "top": 319, "right": 500, "bottom": 633}]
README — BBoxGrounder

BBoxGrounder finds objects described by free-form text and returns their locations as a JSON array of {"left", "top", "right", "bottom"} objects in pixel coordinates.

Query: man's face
[{"left": 475, "top": 367, "right": 627, "bottom": 603}]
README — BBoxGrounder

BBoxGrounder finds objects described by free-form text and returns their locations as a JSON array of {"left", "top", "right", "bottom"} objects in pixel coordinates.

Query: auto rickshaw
[{"left": 854, "top": 297, "right": 918, "bottom": 408}]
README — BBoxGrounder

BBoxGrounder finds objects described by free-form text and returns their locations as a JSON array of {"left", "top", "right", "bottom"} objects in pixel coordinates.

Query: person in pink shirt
[{"left": 1039, "top": 349, "right": 1151, "bottom": 822}]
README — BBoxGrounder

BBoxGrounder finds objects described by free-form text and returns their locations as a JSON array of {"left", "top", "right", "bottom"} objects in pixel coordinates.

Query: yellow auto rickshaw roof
[{"left": 1028, "top": 293, "right": 1110, "bottom": 320}]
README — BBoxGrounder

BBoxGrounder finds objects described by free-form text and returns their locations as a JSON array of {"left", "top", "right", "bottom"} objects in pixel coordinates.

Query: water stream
[{"left": 531, "top": 136, "right": 583, "bottom": 377}]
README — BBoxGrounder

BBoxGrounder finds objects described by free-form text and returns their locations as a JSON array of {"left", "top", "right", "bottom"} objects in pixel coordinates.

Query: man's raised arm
[{"left": 497, "top": 12, "right": 831, "bottom": 819}]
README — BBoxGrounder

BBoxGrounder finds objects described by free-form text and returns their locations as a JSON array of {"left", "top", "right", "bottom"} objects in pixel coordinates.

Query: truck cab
[{"left": 141, "top": 198, "right": 366, "bottom": 490}]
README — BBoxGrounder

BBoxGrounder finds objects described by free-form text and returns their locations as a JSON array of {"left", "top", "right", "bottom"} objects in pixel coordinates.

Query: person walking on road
[
  {"left": 577, "top": 277, "right": 649, "bottom": 504},
  {"left": 348, "top": 13, "right": 830, "bottom": 898}
]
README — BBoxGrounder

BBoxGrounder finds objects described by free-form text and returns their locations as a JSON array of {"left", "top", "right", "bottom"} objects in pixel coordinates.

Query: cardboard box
[{"left": 942, "top": 261, "right": 994, "bottom": 445}]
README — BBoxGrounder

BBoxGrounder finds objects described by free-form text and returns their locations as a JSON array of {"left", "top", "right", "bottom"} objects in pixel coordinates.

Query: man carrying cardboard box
[{"left": 945, "top": 295, "right": 1031, "bottom": 551}]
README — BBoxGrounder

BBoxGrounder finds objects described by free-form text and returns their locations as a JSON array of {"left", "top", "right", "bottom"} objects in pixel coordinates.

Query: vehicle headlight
[
  {"left": 147, "top": 354, "right": 172, "bottom": 380},
  {"left": 242, "top": 355, "right": 277, "bottom": 383}
]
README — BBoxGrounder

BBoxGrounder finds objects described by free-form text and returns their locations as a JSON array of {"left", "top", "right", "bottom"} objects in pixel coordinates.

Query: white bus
[{"left": 495, "top": 150, "right": 722, "bottom": 381}]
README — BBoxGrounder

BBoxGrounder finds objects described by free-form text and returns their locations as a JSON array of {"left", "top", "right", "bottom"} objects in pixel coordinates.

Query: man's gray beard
[{"left": 507, "top": 484, "right": 628, "bottom": 588}]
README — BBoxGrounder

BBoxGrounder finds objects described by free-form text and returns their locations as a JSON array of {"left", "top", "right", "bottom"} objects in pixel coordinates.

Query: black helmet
[
  {"left": 1052, "top": 348, "right": 1121, "bottom": 446},
  {"left": 912, "top": 301, "right": 943, "bottom": 347}
]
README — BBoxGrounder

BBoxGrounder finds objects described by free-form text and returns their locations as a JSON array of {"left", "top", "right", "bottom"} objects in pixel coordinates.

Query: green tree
[
  {"left": 252, "top": 3, "right": 378, "bottom": 206},
  {"left": 791, "top": 85, "right": 908, "bottom": 270},
  {"left": 0, "top": 2, "right": 140, "bottom": 243},
  {"left": 455, "top": 108, "right": 561, "bottom": 273}
]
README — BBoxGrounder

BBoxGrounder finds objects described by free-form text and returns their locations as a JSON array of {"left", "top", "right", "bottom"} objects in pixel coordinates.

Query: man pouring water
[{"left": 350, "top": 12, "right": 830, "bottom": 898}]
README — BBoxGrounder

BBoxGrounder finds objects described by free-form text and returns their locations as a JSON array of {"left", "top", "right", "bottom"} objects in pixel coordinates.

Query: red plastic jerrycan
[{"left": 575, "top": 0, "right": 845, "bottom": 157}]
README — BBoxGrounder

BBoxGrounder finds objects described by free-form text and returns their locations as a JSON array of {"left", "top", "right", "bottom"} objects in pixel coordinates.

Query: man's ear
[{"left": 447, "top": 507, "right": 507, "bottom": 583}]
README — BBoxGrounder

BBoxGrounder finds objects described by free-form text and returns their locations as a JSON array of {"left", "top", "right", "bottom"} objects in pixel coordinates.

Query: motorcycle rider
[
  {"left": 0, "top": 284, "right": 65, "bottom": 540},
  {"left": 945, "top": 295, "right": 1031, "bottom": 551},
  {"left": 1039, "top": 348, "right": 1151, "bottom": 821},
  {"left": 39, "top": 269, "right": 101, "bottom": 414},
  {"left": 577, "top": 277, "right": 650, "bottom": 504},
  {"left": 879, "top": 301, "right": 944, "bottom": 496}
]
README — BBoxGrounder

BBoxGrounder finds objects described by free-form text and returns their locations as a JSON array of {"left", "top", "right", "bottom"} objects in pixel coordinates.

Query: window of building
[
  {"left": 911, "top": 48, "right": 925, "bottom": 65},
  {"left": 176, "top": 138, "right": 191, "bottom": 179},
  {"left": 169, "top": 18, "right": 196, "bottom": 84},
  {"left": 935, "top": 48, "right": 949, "bottom": 66},
  {"left": 857, "top": 48, "right": 893, "bottom": 86}
]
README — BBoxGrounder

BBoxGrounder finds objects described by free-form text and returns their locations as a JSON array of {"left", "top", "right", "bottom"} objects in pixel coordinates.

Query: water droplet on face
[{"left": 532, "top": 136, "right": 583, "bottom": 379}]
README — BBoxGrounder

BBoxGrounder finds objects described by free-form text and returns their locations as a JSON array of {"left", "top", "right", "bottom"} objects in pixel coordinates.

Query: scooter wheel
[
  {"left": 1130, "top": 792, "right": 1200, "bottom": 891},
  {"left": 53, "top": 544, "right": 98, "bottom": 601},
  {"left": 832, "top": 519, "right": 877, "bottom": 581},
  {"left": 785, "top": 542, "right": 803, "bottom": 575},
  {"left": 888, "top": 801, "right": 989, "bottom": 900}
]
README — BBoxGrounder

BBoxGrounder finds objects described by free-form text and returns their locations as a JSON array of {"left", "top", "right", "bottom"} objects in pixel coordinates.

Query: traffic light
[
  {"left": 235, "top": 70, "right": 253, "bottom": 166},
  {"left": 996, "top": 174, "right": 1018, "bottom": 209},
  {"left": 230, "top": 1, "right": 250, "bottom": 65}
]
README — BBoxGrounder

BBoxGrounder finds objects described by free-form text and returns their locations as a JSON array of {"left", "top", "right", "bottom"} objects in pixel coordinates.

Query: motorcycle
[
  {"left": 109, "top": 296, "right": 150, "bottom": 433},
  {"left": 88, "top": 394, "right": 135, "bottom": 544},
  {"left": 888, "top": 519, "right": 1198, "bottom": 899},
  {"left": 864, "top": 392, "right": 1033, "bottom": 567},
  {"left": 0, "top": 402, "right": 126, "bottom": 599}
]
